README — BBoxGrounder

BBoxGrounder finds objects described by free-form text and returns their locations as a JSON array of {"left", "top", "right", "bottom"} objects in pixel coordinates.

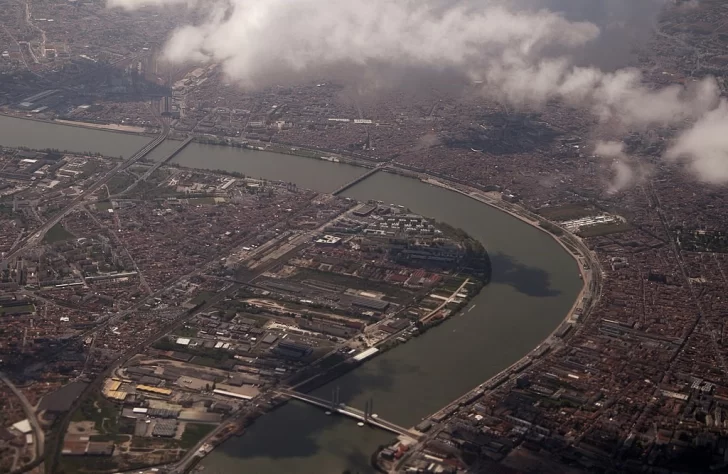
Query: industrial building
[
  {"left": 351, "top": 296, "right": 390, "bottom": 312},
  {"left": 152, "top": 419, "right": 178, "bottom": 437},
  {"left": 272, "top": 340, "right": 313, "bottom": 359}
]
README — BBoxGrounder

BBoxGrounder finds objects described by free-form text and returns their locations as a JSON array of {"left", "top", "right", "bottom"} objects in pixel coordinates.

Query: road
[
  {"left": 0, "top": 371, "right": 45, "bottom": 465},
  {"left": 82, "top": 205, "right": 152, "bottom": 295},
  {"left": 420, "top": 277, "right": 470, "bottom": 323},
  {"left": 279, "top": 389, "right": 422, "bottom": 440},
  {"left": 43, "top": 196, "right": 359, "bottom": 473},
  {"left": 2, "top": 114, "right": 169, "bottom": 262},
  {"left": 166, "top": 420, "right": 232, "bottom": 474},
  {"left": 115, "top": 136, "right": 194, "bottom": 197},
  {"left": 646, "top": 180, "right": 728, "bottom": 374},
  {"left": 42, "top": 279, "right": 238, "bottom": 474},
  {"left": 385, "top": 173, "right": 604, "bottom": 472}
]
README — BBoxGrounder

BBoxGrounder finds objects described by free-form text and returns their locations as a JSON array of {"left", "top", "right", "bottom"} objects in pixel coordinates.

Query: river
[
  {"left": 0, "top": 116, "right": 582, "bottom": 474},
  {"left": 170, "top": 143, "right": 583, "bottom": 473},
  {"left": 168, "top": 142, "right": 367, "bottom": 194},
  {"left": 0, "top": 114, "right": 151, "bottom": 158},
  {"left": 199, "top": 171, "right": 582, "bottom": 474}
]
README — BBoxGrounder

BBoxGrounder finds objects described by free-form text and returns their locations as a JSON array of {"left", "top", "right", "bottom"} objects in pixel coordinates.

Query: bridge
[
  {"left": 3, "top": 121, "right": 170, "bottom": 258},
  {"left": 119, "top": 124, "right": 169, "bottom": 172},
  {"left": 331, "top": 162, "right": 388, "bottom": 196},
  {"left": 113, "top": 136, "right": 193, "bottom": 197},
  {"left": 279, "top": 389, "right": 423, "bottom": 440},
  {"left": 140, "top": 136, "right": 194, "bottom": 181}
]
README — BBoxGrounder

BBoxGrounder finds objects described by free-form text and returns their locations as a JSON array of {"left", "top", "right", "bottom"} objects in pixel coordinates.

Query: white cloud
[
  {"left": 595, "top": 140, "right": 626, "bottom": 158},
  {"left": 108, "top": 0, "right": 728, "bottom": 184},
  {"left": 666, "top": 101, "right": 728, "bottom": 184},
  {"left": 108, "top": 0, "right": 719, "bottom": 125},
  {"left": 595, "top": 140, "right": 636, "bottom": 193},
  {"left": 109, "top": 0, "right": 599, "bottom": 86}
]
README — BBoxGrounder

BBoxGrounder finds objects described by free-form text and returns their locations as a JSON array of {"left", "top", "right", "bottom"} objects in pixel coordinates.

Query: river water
[
  {"left": 0, "top": 115, "right": 151, "bottom": 158},
  {"left": 200, "top": 171, "right": 582, "bottom": 474},
  {"left": 0, "top": 117, "right": 582, "bottom": 474},
  {"left": 170, "top": 143, "right": 366, "bottom": 194}
]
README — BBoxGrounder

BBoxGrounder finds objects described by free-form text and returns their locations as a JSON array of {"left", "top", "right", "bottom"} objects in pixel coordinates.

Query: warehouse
[
  {"left": 213, "top": 388, "right": 253, "bottom": 400},
  {"left": 273, "top": 340, "right": 313, "bottom": 359},
  {"left": 351, "top": 296, "right": 389, "bottom": 312},
  {"left": 152, "top": 419, "right": 178, "bottom": 437}
]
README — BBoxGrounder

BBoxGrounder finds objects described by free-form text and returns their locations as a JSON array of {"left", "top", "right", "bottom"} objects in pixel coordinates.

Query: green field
[
  {"left": 175, "top": 325, "right": 198, "bottom": 338},
  {"left": 235, "top": 312, "right": 269, "bottom": 327},
  {"left": 190, "top": 291, "right": 216, "bottom": 306},
  {"left": 180, "top": 423, "right": 216, "bottom": 449},
  {"left": 440, "top": 276, "right": 468, "bottom": 293},
  {"left": 89, "top": 433, "right": 130, "bottom": 442},
  {"left": 0, "top": 304, "right": 35, "bottom": 315},
  {"left": 43, "top": 223, "right": 75, "bottom": 243},
  {"left": 189, "top": 197, "right": 217, "bottom": 205},
  {"left": 81, "top": 160, "right": 101, "bottom": 175},
  {"left": 189, "top": 356, "right": 227, "bottom": 369},
  {"left": 537, "top": 204, "right": 596, "bottom": 221},
  {"left": 60, "top": 456, "right": 119, "bottom": 474},
  {"left": 71, "top": 394, "right": 120, "bottom": 435},
  {"left": 106, "top": 174, "right": 136, "bottom": 194},
  {"left": 577, "top": 222, "right": 632, "bottom": 238}
]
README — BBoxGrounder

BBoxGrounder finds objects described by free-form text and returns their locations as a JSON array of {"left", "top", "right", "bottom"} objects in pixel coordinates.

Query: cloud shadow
[{"left": 490, "top": 252, "right": 561, "bottom": 297}]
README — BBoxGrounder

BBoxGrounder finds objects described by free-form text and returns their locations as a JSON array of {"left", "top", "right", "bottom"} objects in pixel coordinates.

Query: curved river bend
[
  {"left": 200, "top": 171, "right": 582, "bottom": 474},
  {"left": 0, "top": 118, "right": 582, "bottom": 474}
]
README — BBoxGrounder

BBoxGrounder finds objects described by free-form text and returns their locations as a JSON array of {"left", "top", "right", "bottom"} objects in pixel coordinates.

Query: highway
[
  {"left": 3, "top": 116, "right": 169, "bottom": 261},
  {"left": 0, "top": 371, "right": 45, "bottom": 465},
  {"left": 115, "top": 136, "right": 194, "bottom": 197},
  {"left": 385, "top": 172, "right": 605, "bottom": 472},
  {"left": 140, "top": 136, "right": 194, "bottom": 180},
  {"left": 43, "top": 198, "right": 358, "bottom": 473}
]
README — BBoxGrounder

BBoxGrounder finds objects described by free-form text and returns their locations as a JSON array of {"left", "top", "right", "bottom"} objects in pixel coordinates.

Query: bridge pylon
[
  {"left": 363, "top": 397, "right": 374, "bottom": 423},
  {"left": 330, "top": 386, "right": 341, "bottom": 410}
]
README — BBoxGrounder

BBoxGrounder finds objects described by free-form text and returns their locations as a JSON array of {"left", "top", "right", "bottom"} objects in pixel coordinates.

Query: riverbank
[
  {"left": 177, "top": 162, "right": 587, "bottom": 474},
  {"left": 201, "top": 167, "right": 582, "bottom": 473},
  {"left": 237, "top": 138, "right": 377, "bottom": 170},
  {"left": 0, "top": 113, "right": 585, "bottom": 473},
  {"left": 284, "top": 277, "right": 485, "bottom": 395},
  {"left": 0, "top": 111, "right": 159, "bottom": 138},
  {"left": 388, "top": 168, "right": 597, "bottom": 403},
  {"left": 127, "top": 144, "right": 592, "bottom": 473},
  {"left": 53, "top": 119, "right": 147, "bottom": 134},
  {"left": 369, "top": 170, "right": 600, "bottom": 472},
  {"left": 182, "top": 138, "right": 593, "bottom": 274},
  {"left": 0, "top": 110, "right": 374, "bottom": 169}
]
